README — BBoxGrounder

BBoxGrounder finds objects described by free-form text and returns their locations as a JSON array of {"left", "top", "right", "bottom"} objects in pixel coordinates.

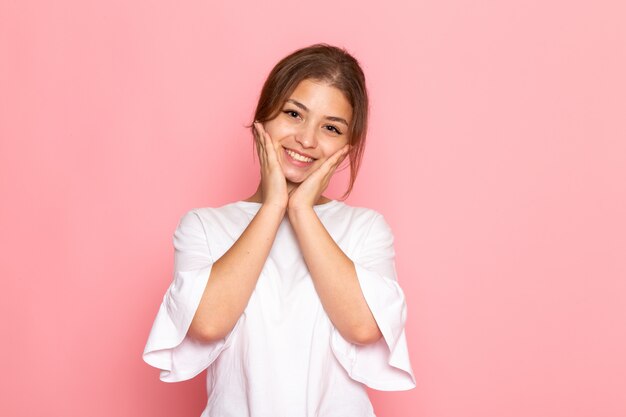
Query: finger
[
  {"left": 253, "top": 122, "right": 263, "bottom": 148},
  {"left": 267, "top": 131, "right": 281, "bottom": 161},
  {"left": 258, "top": 123, "right": 272, "bottom": 157},
  {"left": 256, "top": 138, "right": 266, "bottom": 166},
  {"left": 318, "top": 146, "right": 349, "bottom": 180},
  {"left": 322, "top": 145, "right": 349, "bottom": 170},
  {"left": 254, "top": 123, "right": 269, "bottom": 167},
  {"left": 253, "top": 122, "right": 262, "bottom": 154},
  {"left": 334, "top": 145, "right": 350, "bottom": 164},
  {"left": 335, "top": 147, "right": 350, "bottom": 168},
  {"left": 261, "top": 127, "right": 273, "bottom": 164},
  {"left": 253, "top": 122, "right": 265, "bottom": 147},
  {"left": 257, "top": 123, "right": 282, "bottom": 168}
]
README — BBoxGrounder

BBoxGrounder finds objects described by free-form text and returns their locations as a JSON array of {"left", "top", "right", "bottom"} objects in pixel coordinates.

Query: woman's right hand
[{"left": 253, "top": 121, "right": 289, "bottom": 210}]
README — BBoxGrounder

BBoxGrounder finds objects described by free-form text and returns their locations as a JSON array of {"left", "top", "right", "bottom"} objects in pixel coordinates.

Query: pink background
[{"left": 1, "top": 1, "right": 625, "bottom": 416}]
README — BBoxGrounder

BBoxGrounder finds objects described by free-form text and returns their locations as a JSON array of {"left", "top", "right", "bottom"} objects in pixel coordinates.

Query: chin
[
  {"left": 284, "top": 175, "right": 305, "bottom": 184},
  {"left": 282, "top": 168, "right": 309, "bottom": 183}
]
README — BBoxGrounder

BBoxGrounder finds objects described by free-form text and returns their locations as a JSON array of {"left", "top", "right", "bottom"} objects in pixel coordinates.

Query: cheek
[
  {"left": 322, "top": 141, "right": 348, "bottom": 157},
  {"left": 264, "top": 119, "right": 296, "bottom": 140}
]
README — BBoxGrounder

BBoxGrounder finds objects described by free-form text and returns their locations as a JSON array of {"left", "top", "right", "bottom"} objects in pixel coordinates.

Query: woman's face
[{"left": 261, "top": 78, "right": 352, "bottom": 184}]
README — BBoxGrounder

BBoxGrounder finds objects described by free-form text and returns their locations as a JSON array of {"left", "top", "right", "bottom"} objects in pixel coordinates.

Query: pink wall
[{"left": 1, "top": 1, "right": 625, "bottom": 416}]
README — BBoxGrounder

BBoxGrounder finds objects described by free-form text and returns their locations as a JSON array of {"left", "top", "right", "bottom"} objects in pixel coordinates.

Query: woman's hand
[
  {"left": 287, "top": 144, "right": 350, "bottom": 212},
  {"left": 253, "top": 121, "right": 289, "bottom": 210}
]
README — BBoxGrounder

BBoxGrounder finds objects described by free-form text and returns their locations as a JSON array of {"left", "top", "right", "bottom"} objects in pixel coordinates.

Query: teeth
[{"left": 286, "top": 149, "right": 314, "bottom": 163}]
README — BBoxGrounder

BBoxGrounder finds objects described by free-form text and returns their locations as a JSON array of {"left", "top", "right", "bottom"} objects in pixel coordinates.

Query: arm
[
  {"left": 283, "top": 135, "right": 416, "bottom": 389},
  {"left": 288, "top": 207, "right": 383, "bottom": 346},
  {"left": 188, "top": 203, "right": 285, "bottom": 342},
  {"left": 325, "top": 211, "right": 416, "bottom": 390},
  {"left": 189, "top": 122, "right": 289, "bottom": 342}
]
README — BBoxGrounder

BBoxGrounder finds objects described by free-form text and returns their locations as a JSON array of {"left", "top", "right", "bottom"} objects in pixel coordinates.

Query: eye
[
  {"left": 325, "top": 125, "right": 343, "bottom": 135},
  {"left": 283, "top": 109, "right": 301, "bottom": 119}
]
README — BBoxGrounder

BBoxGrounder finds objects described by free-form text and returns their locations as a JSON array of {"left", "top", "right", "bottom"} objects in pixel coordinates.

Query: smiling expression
[{"left": 262, "top": 78, "right": 353, "bottom": 185}]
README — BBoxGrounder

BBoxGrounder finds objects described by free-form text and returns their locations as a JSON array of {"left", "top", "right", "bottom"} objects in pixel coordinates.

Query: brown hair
[{"left": 247, "top": 43, "right": 369, "bottom": 200}]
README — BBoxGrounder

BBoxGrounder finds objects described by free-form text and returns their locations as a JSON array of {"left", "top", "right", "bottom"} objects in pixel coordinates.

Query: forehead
[{"left": 288, "top": 79, "right": 353, "bottom": 120}]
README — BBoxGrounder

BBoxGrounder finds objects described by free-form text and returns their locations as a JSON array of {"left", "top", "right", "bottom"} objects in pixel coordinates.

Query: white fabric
[{"left": 143, "top": 200, "right": 416, "bottom": 417}]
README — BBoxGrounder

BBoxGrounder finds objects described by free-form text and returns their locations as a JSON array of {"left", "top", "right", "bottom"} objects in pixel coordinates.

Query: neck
[{"left": 243, "top": 182, "right": 330, "bottom": 205}]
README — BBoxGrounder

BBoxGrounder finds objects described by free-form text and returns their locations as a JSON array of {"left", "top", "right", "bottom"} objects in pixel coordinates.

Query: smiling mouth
[{"left": 285, "top": 148, "right": 315, "bottom": 163}]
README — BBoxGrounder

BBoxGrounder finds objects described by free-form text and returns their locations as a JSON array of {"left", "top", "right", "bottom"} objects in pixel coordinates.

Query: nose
[{"left": 295, "top": 122, "right": 317, "bottom": 149}]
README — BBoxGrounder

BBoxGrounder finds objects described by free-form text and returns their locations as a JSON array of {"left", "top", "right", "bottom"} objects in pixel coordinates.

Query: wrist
[
  {"left": 260, "top": 201, "right": 288, "bottom": 215},
  {"left": 287, "top": 204, "right": 316, "bottom": 222}
]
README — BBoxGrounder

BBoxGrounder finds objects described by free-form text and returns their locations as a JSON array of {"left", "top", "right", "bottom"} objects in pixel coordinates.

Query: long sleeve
[
  {"left": 142, "top": 209, "right": 242, "bottom": 382},
  {"left": 330, "top": 212, "right": 417, "bottom": 391}
]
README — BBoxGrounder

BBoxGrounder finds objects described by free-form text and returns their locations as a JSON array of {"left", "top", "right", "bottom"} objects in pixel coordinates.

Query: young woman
[{"left": 143, "top": 43, "right": 416, "bottom": 416}]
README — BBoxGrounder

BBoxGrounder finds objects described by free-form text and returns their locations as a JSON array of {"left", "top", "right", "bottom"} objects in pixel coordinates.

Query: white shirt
[{"left": 143, "top": 200, "right": 416, "bottom": 417}]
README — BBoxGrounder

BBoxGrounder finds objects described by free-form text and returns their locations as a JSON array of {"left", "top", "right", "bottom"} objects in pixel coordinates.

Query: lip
[
  {"left": 284, "top": 148, "right": 315, "bottom": 167},
  {"left": 285, "top": 147, "right": 316, "bottom": 160}
]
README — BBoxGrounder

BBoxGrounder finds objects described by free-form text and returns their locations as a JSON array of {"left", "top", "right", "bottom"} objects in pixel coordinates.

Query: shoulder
[
  {"left": 332, "top": 203, "right": 396, "bottom": 260},
  {"left": 324, "top": 202, "right": 395, "bottom": 250},
  {"left": 333, "top": 201, "right": 389, "bottom": 230},
  {"left": 175, "top": 202, "right": 252, "bottom": 233}
]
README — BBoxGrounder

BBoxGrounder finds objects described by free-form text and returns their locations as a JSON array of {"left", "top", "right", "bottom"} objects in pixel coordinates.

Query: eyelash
[{"left": 283, "top": 109, "right": 343, "bottom": 135}]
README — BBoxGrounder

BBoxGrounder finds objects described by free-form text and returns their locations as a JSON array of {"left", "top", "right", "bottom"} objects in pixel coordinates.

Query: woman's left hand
[{"left": 287, "top": 144, "right": 350, "bottom": 212}]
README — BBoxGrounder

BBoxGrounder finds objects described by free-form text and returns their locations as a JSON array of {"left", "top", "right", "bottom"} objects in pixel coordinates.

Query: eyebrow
[{"left": 285, "top": 99, "right": 349, "bottom": 127}]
